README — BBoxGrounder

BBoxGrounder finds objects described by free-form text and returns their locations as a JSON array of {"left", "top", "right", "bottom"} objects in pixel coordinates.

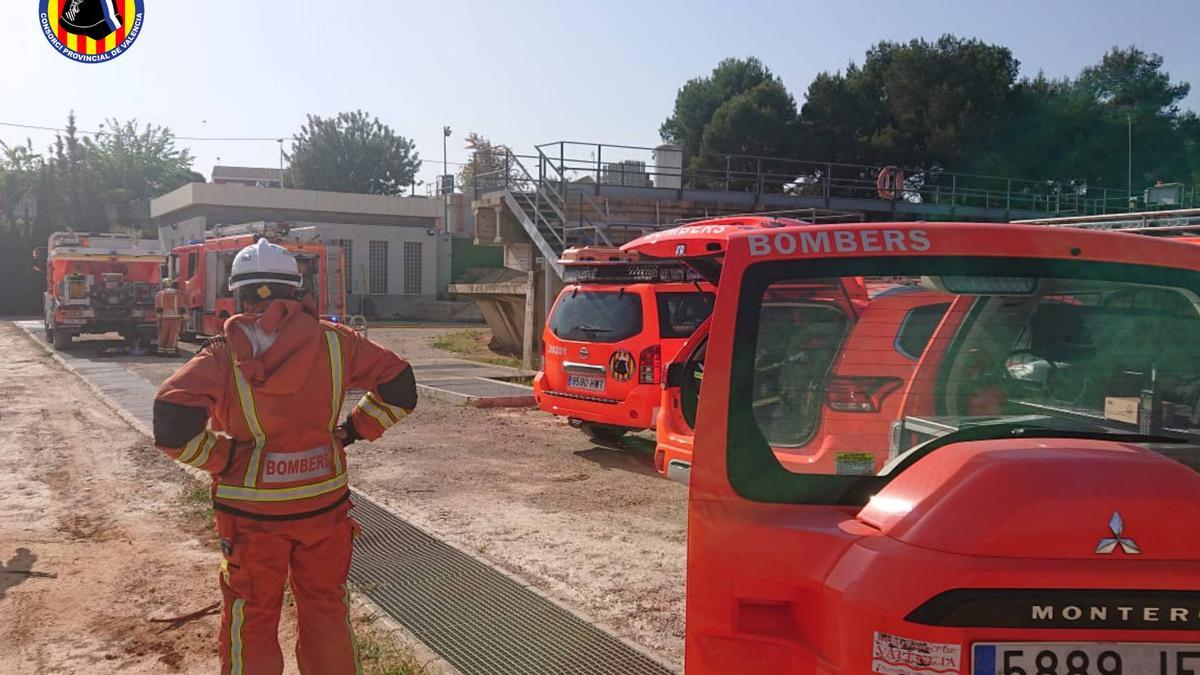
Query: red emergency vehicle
[
  {"left": 41, "top": 232, "right": 164, "bottom": 350},
  {"left": 623, "top": 221, "right": 1200, "bottom": 675},
  {"left": 166, "top": 225, "right": 347, "bottom": 338},
  {"left": 533, "top": 246, "right": 715, "bottom": 441}
]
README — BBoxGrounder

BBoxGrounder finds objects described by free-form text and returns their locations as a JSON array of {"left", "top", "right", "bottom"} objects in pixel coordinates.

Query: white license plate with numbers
[
  {"left": 972, "top": 642, "right": 1200, "bottom": 675},
  {"left": 567, "top": 374, "right": 605, "bottom": 392}
]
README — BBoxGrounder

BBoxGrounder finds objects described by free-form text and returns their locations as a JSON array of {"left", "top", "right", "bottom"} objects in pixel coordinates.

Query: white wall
[
  {"left": 305, "top": 222, "right": 439, "bottom": 298},
  {"left": 158, "top": 216, "right": 207, "bottom": 253}
]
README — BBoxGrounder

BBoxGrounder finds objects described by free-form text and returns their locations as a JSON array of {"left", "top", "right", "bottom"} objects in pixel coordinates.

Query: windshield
[
  {"left": 549, "top": 289, "right": 644, "bottom": 343},
  {"left": 725, "top": 257, "right": 1200, "bottom": 505}
]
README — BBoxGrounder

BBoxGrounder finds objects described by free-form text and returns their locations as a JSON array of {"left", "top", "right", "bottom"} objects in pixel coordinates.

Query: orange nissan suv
[{"left": 533, "top": 248, "right": 714, "bottom": 442}]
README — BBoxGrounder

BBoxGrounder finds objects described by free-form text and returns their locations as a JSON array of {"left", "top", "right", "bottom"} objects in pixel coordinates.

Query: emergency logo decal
[
  {"left": 609, "top": 350, "right": 634, "bottom": 382},
  {"left": 39, "top": 0, "right": 145, "bottom": 63}
]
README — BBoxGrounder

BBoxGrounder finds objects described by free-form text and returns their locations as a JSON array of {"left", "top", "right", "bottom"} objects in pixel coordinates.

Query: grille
[{"left": 349, "top": 493, "right": 673, "bottom": 675}]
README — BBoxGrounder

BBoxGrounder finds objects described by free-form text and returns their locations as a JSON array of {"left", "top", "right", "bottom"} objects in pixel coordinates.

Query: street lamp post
[{"left": 443, "top": 125, "right": 452, "bottom": 233}]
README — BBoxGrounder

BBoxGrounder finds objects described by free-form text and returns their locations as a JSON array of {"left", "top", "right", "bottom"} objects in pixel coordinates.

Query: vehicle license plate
[
  {"left": 972, "top": 642, "right": 1200, "bottom": 674},
  {"left": 567, "top": 374, "right": 605, "bottom": 392}
]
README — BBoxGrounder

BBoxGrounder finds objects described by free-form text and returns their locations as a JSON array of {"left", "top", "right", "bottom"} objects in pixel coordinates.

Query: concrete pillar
[{"left": 522, "top": 269, "right": 537, "bottom": 370}]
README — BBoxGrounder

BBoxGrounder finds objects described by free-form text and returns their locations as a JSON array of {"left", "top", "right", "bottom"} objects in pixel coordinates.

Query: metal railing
[
  {"left": 470, "top": 147, "right": 615, "bottom": 252},
  {"left": 489, "top": 141, "right": 1152, "bottom": 217}
]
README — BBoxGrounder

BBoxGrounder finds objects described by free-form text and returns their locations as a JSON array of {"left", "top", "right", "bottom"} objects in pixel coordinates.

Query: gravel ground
[{"left": 45, "top": 325, "right": 689, "bottom": 666}]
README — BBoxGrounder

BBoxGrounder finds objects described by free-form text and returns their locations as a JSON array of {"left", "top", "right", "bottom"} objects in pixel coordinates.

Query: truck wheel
[
  {"left": 52, "top": 330, "right": 72, "bottom": 351},
  {"left": 580, "top": 423, "right": 627, "bottom": 443}
]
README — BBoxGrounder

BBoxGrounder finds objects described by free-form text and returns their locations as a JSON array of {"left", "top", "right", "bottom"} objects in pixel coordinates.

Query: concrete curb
[{"left": 417, "top": 382, "right": 536, "bottom": 409}]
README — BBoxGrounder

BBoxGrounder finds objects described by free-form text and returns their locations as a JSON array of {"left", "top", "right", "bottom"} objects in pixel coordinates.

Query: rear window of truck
[
  {"left": 657, "top": 291, "right": 714, "bottom": 338},
  {"left": 550, "top": 290, "right": 643, "bottom": 342}
]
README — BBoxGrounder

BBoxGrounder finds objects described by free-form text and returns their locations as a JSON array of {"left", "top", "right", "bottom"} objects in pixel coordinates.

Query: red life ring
[{"left": 877, "top": 166, "right": 904, "bottom": 200}]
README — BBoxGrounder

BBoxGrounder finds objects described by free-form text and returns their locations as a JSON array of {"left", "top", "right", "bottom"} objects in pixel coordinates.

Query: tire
[
  {"left": 52, "top": 329, "right": 72, "bottom": 351},
  {"left": 580, "top": 423, "right": 627, "bottom": 443}
]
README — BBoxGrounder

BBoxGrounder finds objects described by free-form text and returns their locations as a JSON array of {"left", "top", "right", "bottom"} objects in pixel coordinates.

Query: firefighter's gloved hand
[{"left": 336, "top": 418, "right": 361, "bottom": 447}]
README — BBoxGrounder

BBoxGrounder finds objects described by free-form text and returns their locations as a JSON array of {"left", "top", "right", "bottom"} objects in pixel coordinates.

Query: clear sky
[{"left": 3, "top": 0, "right": 1198, "bottom": 189}]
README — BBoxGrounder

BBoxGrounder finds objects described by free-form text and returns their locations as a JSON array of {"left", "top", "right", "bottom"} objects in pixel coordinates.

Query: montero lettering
[
  {"left": 747, "top": 229, "right": 930, "bottom": 257},
  {"left": 1032, "top": 604, "right": 1200, "bottom": 624}
]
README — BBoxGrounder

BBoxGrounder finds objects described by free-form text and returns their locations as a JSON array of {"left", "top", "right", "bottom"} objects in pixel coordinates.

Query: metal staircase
[{"left": 476, "top": 148, "right": 615, "bottom": 278}]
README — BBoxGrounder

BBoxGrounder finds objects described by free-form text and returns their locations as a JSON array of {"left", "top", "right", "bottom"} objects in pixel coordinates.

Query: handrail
[{"left": 529, "top": 140, "right": 1149, "bottom": 216}]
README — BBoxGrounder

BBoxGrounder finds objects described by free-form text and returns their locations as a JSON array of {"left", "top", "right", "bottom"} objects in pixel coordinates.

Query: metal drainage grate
[{"left": 349, "top": 493, "right": 674, "bottom": 675}]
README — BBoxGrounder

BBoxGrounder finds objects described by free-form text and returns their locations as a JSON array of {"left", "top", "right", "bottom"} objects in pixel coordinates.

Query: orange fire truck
[
  {"left": 42, "top": 232, "right": 165, "bottom": 350},
  {"left": 165, "top": 223, "right": 348, "bottom": 338}
]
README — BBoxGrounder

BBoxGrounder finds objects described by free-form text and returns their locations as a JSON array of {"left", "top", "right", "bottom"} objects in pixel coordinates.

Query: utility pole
[
  {"left": 443, "top": 125, "right": 452, "bottom": 233},
  {"left": 278, "top": 138, "right": 285, "bottom": 189}
]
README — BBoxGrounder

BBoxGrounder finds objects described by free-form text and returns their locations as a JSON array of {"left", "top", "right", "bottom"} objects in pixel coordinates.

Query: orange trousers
[
  {"left": 157, "top": 317, "right": 182, "bottom": 353},
  {"left": 215, "top": 501, "right": 361, "bottom": 675}
]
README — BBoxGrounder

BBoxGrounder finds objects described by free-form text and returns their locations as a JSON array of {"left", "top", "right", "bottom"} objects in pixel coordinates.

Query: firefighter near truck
[
  {"left": 42, "top": 232, "right": 165, "bottom": 351},
  {"left": 621, "top": 219, "right": 1200, "bottom": 675}
]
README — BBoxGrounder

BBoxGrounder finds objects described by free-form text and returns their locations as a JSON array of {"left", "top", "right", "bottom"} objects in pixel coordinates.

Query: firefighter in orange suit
[
  {"left": 152, "top": 239, "right": 416, "bottom": 675},
  {"left": 154, "top": 279, "right": 183, "bottom": 356}
]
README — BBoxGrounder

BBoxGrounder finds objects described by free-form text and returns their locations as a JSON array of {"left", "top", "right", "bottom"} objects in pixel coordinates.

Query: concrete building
[{"left": 151, "top": 182, "right": 479, "bottom": 320}]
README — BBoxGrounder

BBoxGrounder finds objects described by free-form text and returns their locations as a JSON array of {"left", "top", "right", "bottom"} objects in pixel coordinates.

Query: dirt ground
[
  {"left": 0, "top": 324, "right": 232, "bottom": 673},
  {"left": 14, "top": 324, "right": 690, "bottom": 668},
  {"left": 0, "top": 324, "right": 434, "bottom": 674}
]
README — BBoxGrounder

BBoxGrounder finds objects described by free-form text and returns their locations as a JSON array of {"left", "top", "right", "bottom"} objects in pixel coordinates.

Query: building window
[
  {"left": 369, "top": 241, "right": 388, "bottom": 295},
  {"left": 403, "top": 242, "right": 422, "bottom": 295}
]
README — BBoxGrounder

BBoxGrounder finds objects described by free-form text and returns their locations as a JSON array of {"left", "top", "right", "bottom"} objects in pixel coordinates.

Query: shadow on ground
[{"left": 0, "top": 547, "right": 39, "bottom": 599}]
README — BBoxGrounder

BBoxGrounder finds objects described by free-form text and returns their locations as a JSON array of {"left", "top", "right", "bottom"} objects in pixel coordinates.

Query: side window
[
  {"left": 186, "top": 252, "right": 198, "bottom": 279},
  {"left": 680, "top": 339, "right": 707, "bottom": 429},
  {"left": 216, "top": 252, "right": 235, "bottom": 299},
  {"left": 894, "top": 302, "right": 951, "bottom": 359}
]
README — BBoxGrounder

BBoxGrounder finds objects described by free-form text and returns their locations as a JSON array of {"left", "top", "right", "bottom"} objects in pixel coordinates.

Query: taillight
[
  {"left": 639, "top": 345, "right": 662, "bottom": 384},
  {"left": 825, "top": 376, "right": 903, "bottom": 412}
]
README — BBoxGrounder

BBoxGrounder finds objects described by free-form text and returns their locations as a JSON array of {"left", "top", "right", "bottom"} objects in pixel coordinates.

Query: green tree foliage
[
  {"left": 660, "top": 57, "right": 780, "bottom": 161},
  {"left": 800, "top": 36, "right": 1020, "bottom": 167},
  {"left": 287, "top": 111, "right": 421, "bottom": 195},
  {"left": 693, "top": 79, "right": 801, "bottom": 190},
  {"left": 669, "top": 41, "right": 1200, "bottom": 202},
  {"left": 86, "top": 118, "right": 201, "bottom": 231}
]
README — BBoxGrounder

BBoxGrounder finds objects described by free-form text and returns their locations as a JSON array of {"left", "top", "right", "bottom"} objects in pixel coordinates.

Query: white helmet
[{"left": 228, "top": 238, "right": 303, "bottom": 291}]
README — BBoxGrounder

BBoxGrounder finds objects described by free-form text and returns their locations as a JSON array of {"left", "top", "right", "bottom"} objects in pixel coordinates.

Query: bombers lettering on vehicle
[
  {"left": 747, "top": 228, "right": 931, "bottom": 257},
  {"left": 637, "top": 224, "right": 737, "bottom": 244}
]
